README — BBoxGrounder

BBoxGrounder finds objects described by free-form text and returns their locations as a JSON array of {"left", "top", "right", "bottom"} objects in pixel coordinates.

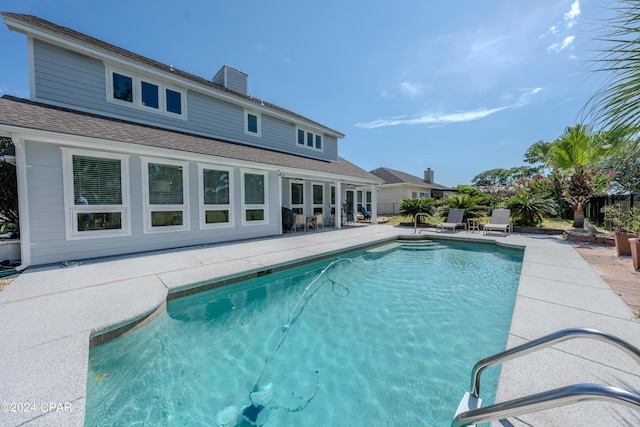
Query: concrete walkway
[{"left": 0, "top": 225, "right": 638, "bottom": 426}]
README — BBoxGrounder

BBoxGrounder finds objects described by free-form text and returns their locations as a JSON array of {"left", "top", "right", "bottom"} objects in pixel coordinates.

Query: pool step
[
  {"left": 366, "top": 242, "right": 403, "bottom": 254},
  {"left": 400, "top": 241, "right": 446, "bottom": 251}
]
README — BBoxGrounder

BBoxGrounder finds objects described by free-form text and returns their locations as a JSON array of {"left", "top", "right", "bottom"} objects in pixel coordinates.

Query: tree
[
  {"left": 584, "top": 0, "right": 640, "bottom": 134},
  {"left": 399, "top": 198, "right": 436, "bottom": 223},
  {"left": 598, "top": 137, "right": 640, "bottom": 193},
  {"left": 505, "top": 192, "right": 558, "bottom": 227},
  {"left": 471, "top": 166, "right": 538, "bottom": 187},
  {"left": 438, "top": 194, "right": 487, "bottom": 220},
  {"left": 524, "top": 125, "right": 621, "bottom": 227},
  {"left": 0, "top": 137, "right": 19, "bottom": 228}
]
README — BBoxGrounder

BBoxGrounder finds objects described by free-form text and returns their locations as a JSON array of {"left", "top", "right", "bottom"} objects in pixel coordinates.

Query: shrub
[
  {"left": 399, "top": 198, "right": 435, "bottom": 222},
  {"left": 505, "top": 193, "right": 558, "bottom": 227},
  {"left": 438, "top": 194, "right": 487, "bottom": 220}
]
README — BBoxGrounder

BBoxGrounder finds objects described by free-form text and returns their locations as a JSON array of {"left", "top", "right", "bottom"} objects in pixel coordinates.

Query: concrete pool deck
[{"left": 0, "top": 224, "right": 638, "bottom": 426}]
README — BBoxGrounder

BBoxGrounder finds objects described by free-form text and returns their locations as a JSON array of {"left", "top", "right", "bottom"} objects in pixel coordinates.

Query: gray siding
[
  {"left": 212, "top": 66, "right": 248, "bottom": 95},
  {"left": 24, "top": 139, "right": 281, "bottom": 266},
  {"left": 31, "top": 40, "right": 338, "bottom": 162}
]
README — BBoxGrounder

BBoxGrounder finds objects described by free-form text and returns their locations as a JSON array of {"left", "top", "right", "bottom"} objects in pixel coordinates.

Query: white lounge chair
[
  {"left": 435, "top": 208, "right": 466, "bottom": 233},
  {"left": 483, "top": 209, "right": 512, "bottom": 235}
]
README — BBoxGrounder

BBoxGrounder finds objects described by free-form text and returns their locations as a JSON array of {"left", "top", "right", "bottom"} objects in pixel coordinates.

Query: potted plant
[
  {"left": 603, "top": 203, "right": 635, "bottom": 256},
  {"left": 626, "top": 207, "right": 640, "bottom": 270}
]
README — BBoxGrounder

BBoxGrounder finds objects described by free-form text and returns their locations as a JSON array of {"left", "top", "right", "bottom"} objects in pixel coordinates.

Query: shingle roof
[
  {"left": 0, "top": 12, "right": 344, "bottom": 138},
  {"left": 0, "top": 96, "right": 379, "bottom": 182},
  {"left": 369, "top": 167, "right": 452, "bottom": 190}
]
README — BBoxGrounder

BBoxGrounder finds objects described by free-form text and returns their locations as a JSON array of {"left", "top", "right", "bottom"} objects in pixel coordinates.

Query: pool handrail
[{"left": 452, "top": 327, "right": 640, "bottom": 427}]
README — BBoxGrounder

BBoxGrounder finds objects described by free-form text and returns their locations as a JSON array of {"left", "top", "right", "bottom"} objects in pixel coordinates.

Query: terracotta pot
[
  {"left": 614, "top": 233, "right": 635, "bottom": 256},
  {"left": 629, "top": 238, "right": 640, "bottom": 270}
]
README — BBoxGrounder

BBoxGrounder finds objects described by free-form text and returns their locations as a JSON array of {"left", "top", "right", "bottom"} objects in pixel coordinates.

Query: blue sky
[{"left": 0, "top": 0, "right": 614, "bottom": 187}]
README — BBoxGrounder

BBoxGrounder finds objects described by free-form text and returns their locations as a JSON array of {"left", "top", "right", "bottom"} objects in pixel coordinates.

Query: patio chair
[
  {"left": 483, "top": 209, "right": 512, "bottom": 235},
  {"left": 359, "top": 206, "right": 371, "bottom": 220},
  {"left": 314, "top": 213, "right": 324, "bottom": 230},
  {"left": 435, "top": 208, "right": 466, "bottom": 233},
  {"left": 293, "top": 214, "right": 307, "bottom": 232}
]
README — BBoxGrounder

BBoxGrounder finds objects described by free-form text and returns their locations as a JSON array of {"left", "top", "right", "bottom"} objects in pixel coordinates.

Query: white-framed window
[
  {"left": 244, "top": 109, "right": 261, "bottom": 137},
  {"left": 198, "top": 164, "right": 234, "bottom": 229},
  {"left": 296, "top": 127, "right": 323, "bottom": 151},
  {"left": 242, "top": 170, "right": 268, "bottom": 225},
  {"left": 61, "top": 148, "right": 130, "bottom": 240},
  {"left": 312, "top": 183, "right": 324, "bottom": 215},
  {"left": 142, "top": 157, "right": 189, "bottom": 232},
  {"left": 290, "top": 181, "right": 305, "bottom": 214},
  {"left": 419, "top": 192, "right": 429, "bottom": 199},
  {"left": 106, "top": 66, "right": 186, "bottom": 118}
]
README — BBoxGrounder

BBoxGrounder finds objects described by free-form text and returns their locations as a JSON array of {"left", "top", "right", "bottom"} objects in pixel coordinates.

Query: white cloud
[
  {"left": 399, "top": 81, "right": 426, "bottom": 98},
  {"left": 354, "top": 107, "right": 508, "bottom": 129},
  {"left": 354, "top": 88, "right": 543, "bottom": 130},
  {"left": 564, "top": 1, "right": 581, "bottom": 28},
  {"left": 471, "top": 35, "right": 512, "bottom": 52},
  {"left": 547, "top": 35, "right": 575, "bottom": 53}
]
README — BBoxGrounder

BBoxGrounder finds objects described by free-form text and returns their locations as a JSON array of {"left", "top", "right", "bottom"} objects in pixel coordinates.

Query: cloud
[
  {"left": 471, "top": 35, "right": 512, "bottom": 52},
  {"left": 547, "top": 36, "right": 575, "bottom": 53},
  {"left": 399, "top": 81, "right": 426, "bottom": 98},
  {"left": 355, "top": 88, "right": 542, "bottom": 130},
  {"left": 541, "top": 1, "right": 579, "bottom": 53},
  {"left": 564, "top": 1, "right": 581, "bottom": 28},
  {"left": 354, "top": 107, "right": 508, "bottom": 129}
]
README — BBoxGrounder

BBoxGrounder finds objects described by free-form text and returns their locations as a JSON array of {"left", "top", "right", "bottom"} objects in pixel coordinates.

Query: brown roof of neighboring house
[
  {"left": 0, "top": 96, "right": 379, "bottom": 182},
  {"left": 0, "top": 12, "right": 344, "bottom": 138},
  {"left": 369, "top": 167, "right": 453, "bottom": 190}
]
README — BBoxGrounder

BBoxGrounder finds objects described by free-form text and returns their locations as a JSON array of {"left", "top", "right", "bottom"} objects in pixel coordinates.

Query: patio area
[{"left": 0, "top": 224, "right": 638, "bottom": 426}]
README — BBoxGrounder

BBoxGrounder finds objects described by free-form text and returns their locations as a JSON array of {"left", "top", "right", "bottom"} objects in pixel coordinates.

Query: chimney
[
  {"left": 212, "top": 65, "right": 248, "bottom": 95},
  {"left": 424, "top": 168, "right": 434, "bottom": 184}
]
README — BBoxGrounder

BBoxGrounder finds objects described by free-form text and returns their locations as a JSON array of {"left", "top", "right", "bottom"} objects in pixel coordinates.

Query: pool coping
[{"left": 0, "top": 225, "right": 638, "bottom": 426}]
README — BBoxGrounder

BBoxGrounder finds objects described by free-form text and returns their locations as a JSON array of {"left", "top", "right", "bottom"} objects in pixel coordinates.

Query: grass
[{"left": 541, "top": 218, "right": 573, "bottom": 229}]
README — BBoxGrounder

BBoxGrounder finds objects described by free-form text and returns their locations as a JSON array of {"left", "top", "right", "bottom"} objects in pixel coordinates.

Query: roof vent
[{"left": 212, "top": 65, "right": 248, "bottom": 95}]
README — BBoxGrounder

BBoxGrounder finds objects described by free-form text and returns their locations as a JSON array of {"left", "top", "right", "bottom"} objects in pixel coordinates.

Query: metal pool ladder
[{"left": 452, "top": 328, "right": 640, "bottom": 427}]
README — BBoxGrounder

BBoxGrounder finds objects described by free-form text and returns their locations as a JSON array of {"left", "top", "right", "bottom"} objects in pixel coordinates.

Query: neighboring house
[
  {"left": 370, "top": 167, "right": 455, "bottom": 215},
  {"left": 0, "top": 13, "right": 381, "bottom": 268}
]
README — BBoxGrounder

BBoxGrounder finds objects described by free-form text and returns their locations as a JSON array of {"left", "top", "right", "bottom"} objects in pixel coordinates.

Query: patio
[{"left": 0, "top": 224, "right": 638, "bottom": 426}]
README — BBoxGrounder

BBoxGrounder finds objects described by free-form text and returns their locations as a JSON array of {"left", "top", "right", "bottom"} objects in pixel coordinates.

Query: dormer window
[
  {"left": 112, "top": 73, "right": 133, "bottom": 102},
  {"left": 141, "top": 81, "right": 159, "bottom": 109},
  {"left": 107, "top": 66, "right": 185, "bottom": 119},
  {"left": 244, "top": 109, "right": 261, "bottom": 137},
  {"left": 296, "top": 127, "right": 322, "bottom": 151}
]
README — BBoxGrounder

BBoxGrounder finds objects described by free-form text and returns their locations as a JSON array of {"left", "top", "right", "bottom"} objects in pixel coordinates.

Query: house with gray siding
[
  {"left": 0, "top": 13, "right": 381, "bottom": 268},
  {"left": 370, "top": 167, "right": 455, "bottom": 215}
]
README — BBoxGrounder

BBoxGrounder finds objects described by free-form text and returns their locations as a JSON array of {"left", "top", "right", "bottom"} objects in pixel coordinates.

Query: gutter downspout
[{"left": 12, "top": 133, "right": 31, "bottom": 271}]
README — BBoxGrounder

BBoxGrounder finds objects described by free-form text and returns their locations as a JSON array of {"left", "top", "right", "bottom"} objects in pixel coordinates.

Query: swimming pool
[{"left": 85, "top": 240, "right": 523, "bottom": 426}]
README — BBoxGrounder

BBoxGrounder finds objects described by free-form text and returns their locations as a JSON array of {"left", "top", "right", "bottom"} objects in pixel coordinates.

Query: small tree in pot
[{"left": 603, "top": 203, "right": 635, "bottom": 256}]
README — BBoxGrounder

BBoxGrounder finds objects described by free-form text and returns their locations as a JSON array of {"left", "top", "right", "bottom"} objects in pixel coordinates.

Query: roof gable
[
  {"left": 369, "top": 167, "right": 452, "bottom": 190},
  {"left": 1, "top": 12, "right": 344, "bottom": 138}
]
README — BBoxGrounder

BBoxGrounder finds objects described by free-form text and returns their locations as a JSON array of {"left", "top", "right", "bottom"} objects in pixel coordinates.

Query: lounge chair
[
  {"left": 483, "top": 209, "right": 512, "bottom": 235},
  {"left": 359, "top": 206, "right": 371, "bottom": 220},
  {"left": 435, "top": 208, "right": 466, "bottom": 233}
]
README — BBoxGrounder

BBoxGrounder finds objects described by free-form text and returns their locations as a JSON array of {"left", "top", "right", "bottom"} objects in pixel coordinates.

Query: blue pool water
[{"left": 86, "top": 240, "right": 523, "bottom": 426}]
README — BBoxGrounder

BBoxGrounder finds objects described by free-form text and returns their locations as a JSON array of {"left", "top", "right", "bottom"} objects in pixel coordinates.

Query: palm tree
[
  {"left": 399, "top": 197, "right": 435, "bottom": 223},
  {"left": 438, "top": 194, "right": 487, "bottom": 220},
  {"left": 584, "top": 0, "right": 640, "bottom": 133},
  {"left": 505, "top": 193, "right": 558, "bottom": 227},
  {"left": 525, "top": 125, "right": 622, "bottom": 227}
]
